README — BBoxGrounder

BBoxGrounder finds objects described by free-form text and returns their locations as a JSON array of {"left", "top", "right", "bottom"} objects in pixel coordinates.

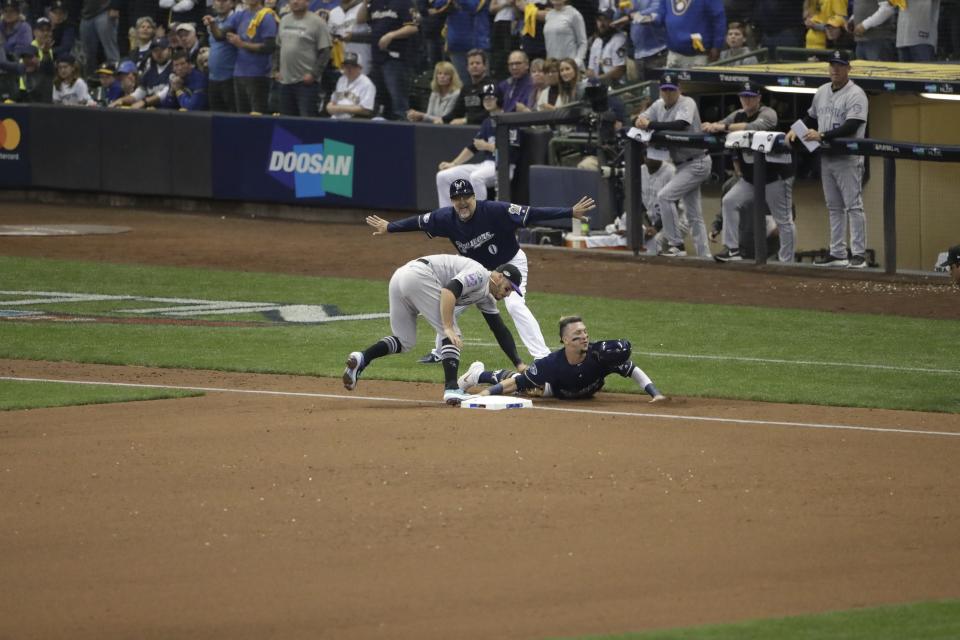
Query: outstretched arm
[
  {"left": 521, "top": 196, "right": 597, "bottom": 225},
  {"left": 477, "top": 374, "right": 519, "bottom": 396},
  {"left": 482, "top": 311, "right": 523, "bottom": 368}
]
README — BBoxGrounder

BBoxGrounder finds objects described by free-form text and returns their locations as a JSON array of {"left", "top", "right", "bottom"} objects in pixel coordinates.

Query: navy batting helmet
[
  {"left": 480, "top": 82, "right": 502, "bottom": 107},
  {"left": 449, "top": 179, "right": 475, "bottom": 199}
]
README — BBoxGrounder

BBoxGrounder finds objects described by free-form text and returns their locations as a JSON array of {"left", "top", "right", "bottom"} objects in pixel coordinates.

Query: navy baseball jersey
[
  {"left": 515, "top": 341, "right": 636, "bottom": 399},
  {"left": 386, "top": 200, "right": 573, "bottom": 269},
  {"left": 367, "top": 0, "right": 420, "bottom": 65}
]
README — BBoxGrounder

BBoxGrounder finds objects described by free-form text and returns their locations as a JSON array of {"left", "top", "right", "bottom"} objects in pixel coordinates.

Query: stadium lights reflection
[
  {"left": 920, "top": 92, "right": 960, "bottom": 101},
  {"left": 763, "top": 86, "right": 819, "bottom": 95}
]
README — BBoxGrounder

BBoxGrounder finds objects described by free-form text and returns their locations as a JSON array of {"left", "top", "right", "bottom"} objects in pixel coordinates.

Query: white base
[{"left": 460, "top": 395, "right": 533, "bottom": 410}]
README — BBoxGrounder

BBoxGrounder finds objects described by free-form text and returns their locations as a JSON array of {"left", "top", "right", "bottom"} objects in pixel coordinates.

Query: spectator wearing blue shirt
[
  {"left": 208, "top": 0, "right": 278, "bottom": 114},
  {"left": 362, "top": 0, "right": 420, "bottom": 120},
  {"left": 91, "top": 59, "right": 123, "bottom": 105},
  {"left": 202, "top": 0, "right": 238, "bottom": 112},
  {"left": 160, "top": 48, "right": 207, "bottom": 109},
  {"left": 652, "top": 0, "right": 725, "bottom": 67},
  {"left": 626, "top": 0, "right": 667, "bottom": 81}
]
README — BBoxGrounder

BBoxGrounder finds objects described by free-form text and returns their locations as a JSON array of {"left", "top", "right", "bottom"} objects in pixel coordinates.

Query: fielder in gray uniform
[
  {"left": 786, "top": 49, "right": 869, "bottom": 268},
  {"left": 342, "top": 254, "right": 525, "bottom": 405},
  {"left": 634, "top": 72, "right": 713, "bottom": 258},
  {"left": 702, "top": 81, "right": 797, "bottom": 263}
]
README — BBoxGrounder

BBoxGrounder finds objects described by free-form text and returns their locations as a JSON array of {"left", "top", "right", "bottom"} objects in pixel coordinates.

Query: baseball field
[{"left": 1, "top": 201, "right": 959, "bottom": 639}]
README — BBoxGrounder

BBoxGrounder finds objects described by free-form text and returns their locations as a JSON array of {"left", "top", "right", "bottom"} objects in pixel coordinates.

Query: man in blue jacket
[{"left": 161, "top": 49, "right": 207, "bottom": 110}]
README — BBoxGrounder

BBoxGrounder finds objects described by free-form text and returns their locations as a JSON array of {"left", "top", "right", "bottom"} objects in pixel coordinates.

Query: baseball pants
[
  {"left": 821, "top": 155, "right": 866, "bottom": 259},
  {"left": 431, "top": 249, "right": 551, "bottom": 360},
  {"left": 658, "top": 154, "right": 712, "bottom": 256},
  {"left": 722, "top": 176, "right": 796, "bottom": 263},
  {"left": 436, "top": 160, "right": 496, "bottom": 207},
  {"left": 388, "top": 260, "right": 458, "bottom": 352}
]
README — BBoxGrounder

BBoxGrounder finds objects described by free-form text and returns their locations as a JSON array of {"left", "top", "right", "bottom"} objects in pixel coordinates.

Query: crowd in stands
[{"left": 1, "top": 0, "right": 958, "bottom": 115}]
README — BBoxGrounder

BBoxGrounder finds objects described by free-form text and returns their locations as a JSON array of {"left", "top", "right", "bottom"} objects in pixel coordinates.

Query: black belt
[
  {"left": 416, "top": 258, "right": 429, "bottom": 265},
  {"left": 675, "top": 153, "right": 706, "bottom": 167}
]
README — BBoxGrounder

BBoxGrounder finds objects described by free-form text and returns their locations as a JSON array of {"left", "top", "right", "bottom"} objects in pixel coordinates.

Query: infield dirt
[{"left": 1, "top": 203, "right": 959, "bottom": 640}]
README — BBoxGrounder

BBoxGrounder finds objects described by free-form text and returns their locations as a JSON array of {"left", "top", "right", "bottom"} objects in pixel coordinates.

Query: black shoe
[
  {"left": 814, "top": 254, "right": 849, "bottom": 267},
  {"left": 848, "top": 254, "right": 867, "bottom": 269},
  {"left": 714, "top": 247, "right": 742, "bottom": 263},
  {"left": 417, "top": 352, "right": 441, "bottom": 364}
]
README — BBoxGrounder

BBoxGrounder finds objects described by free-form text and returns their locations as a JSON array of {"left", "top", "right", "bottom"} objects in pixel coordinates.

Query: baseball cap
[
  {"left": 480, "top": 82, "right": 499, "bottom": 98},
  {"left": 937, "top": 245, "right": 960, "bottom": 268},
  {"left": 150, "top": 36, "right": 170, "bottom": 50},
  {"left": 96, "top": 61, "right": 118, "bottom": 75},
  {"left": 176, "top": 22, "right": 196, "bottom": 34},
  {"left": 828, "top": 49, "right": 850, "bottom": 65},
  {"left": 449, "top": 178, "right": 475, "bottom": 199},
  {"left": 495, "top": 263, "right": 523, "bottom": 297},
  {"left": 738, "top": 81, "right": 760, "bottom": 97},
  {"left": 342, "top": 51, "right": 361, "bottom": 66},
  {"left": 47, "top": 0, "right": 67, "bottom": 11},
  {"left": 34, "top": 15, "right": 51, "bottom": 27},
  {"left": 1, "top": 0, "right": 18, "bottom": 12},
  {"left": 598, "top": 7, "right": 615, "bottom": 20},
  {"left": 659, "top": 73, "right": 679, "bottom": 90},
  {"left": 56, "top": 52, "right": 75, "bottom": 64},
  {"left": 17, "top": 44, "right": 38, "bottom": 58},
  {"left": 117, "top": 60, "right": 138, "bottom": 75}
]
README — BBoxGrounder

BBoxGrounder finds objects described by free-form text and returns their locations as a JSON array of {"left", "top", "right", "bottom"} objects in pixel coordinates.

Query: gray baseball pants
[
  {"left": 388, "top": 260, "right": 457, "bottom": 352},
  {"left": 722, "top": 176, "right": 796, "bottom": 263},
  {"left": 658, "top": 154, "right": 712, "bottom": 256},
  {"left": 821, "top": 155, "right": 866, "bottom": 259}
]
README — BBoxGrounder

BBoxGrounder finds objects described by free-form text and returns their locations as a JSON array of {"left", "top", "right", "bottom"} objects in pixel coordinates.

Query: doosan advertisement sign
[{"left": 211, "top": 116, "right": 415, "bottom": 208}]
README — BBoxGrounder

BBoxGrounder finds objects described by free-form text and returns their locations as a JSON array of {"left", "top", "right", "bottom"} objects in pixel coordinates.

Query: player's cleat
[
  {"left": 848, "top": 254, "right": 867, "bottom": 269},
  {"left": 443, "top": 388, "right": 470, "bottom": 406},
  {"left": 342, "top": 351, "right": 363, "bottom": 391},
  {"left": 457, "top": 361, "right": 485, "bottom": 391},
  {"left": 814, "top": 254, "right": 849, "bottom": 267},
  {"left": 417, "top": 352, "right": 442, "bottom": 364},
  {"left": 658, "top": 244, "right": 687, "bottom": 257},
  {"left": 648, "top": 394, "right": 669, "bottom": 404},
  {"left": 714, "top": 247, "right": 742, "bottom": 263}
]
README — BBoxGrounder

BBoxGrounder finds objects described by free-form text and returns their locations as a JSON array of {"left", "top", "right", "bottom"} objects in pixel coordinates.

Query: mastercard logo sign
[{"left": 0, "top": 118, "right": 22, "bottom": 151}]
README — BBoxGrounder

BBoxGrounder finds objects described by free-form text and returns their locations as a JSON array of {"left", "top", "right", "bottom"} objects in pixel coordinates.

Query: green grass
[
  {"left": 1, "top": 256, "right": 958, "bottom": 413},
  {"left": 553, "top": 600, "right": 960, "bottom": 640},
  {"left": 0, "top": 380, "right": 200, "bottom": 411}
]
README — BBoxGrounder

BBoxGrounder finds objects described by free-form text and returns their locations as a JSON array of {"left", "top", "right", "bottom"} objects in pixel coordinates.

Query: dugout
[{"left": 666, "top": 60, "right": 960, "bottom": 272}]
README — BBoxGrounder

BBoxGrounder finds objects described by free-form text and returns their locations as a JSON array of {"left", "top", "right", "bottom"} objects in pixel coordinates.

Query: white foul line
[
  {"left": 2, "top": 375, "right": 958, "bottom": 438},
  {"left": 460, "top": 342, "right": 960, "bottom": 376}
]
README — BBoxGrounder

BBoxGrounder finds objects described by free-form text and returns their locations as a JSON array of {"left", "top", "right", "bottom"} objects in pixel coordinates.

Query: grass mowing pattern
[
  {"left": 0, "top": 380, "right": 201, "bottom": 411},
  {"left": 1, "top": 256, "right": 958, "bottom": 413},
  {"left": 553, "top": 600, "right": 960, "bottom": 640}
]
